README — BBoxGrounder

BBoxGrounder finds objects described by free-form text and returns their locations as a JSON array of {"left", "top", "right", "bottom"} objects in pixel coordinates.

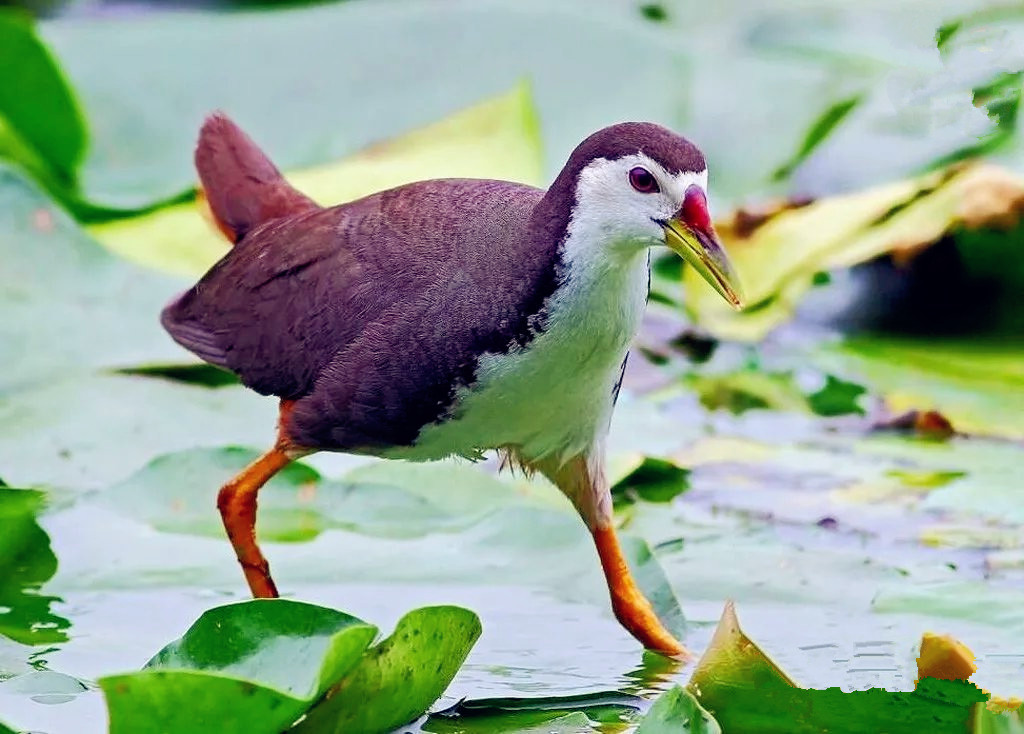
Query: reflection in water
[
  {"left": 0, "top": 489, "right": 70, "bottom": 648},
  {"left": 618, "top": 650, "right": 686, "bottom": 698}
]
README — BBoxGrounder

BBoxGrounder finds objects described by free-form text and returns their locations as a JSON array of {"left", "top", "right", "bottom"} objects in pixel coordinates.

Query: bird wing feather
[{"left": 161, "top": 180, "right": 554, "bottom": 424}]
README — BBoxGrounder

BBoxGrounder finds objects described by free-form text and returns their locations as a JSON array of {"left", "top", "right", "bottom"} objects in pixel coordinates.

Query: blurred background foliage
[{"left": 1, "top": 1, "right": 1024, "bottom": 733}]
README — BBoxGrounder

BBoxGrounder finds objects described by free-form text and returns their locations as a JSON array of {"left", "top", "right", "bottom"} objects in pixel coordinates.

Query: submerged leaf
[{"left": 293, "top": 606, "right": 482, "bottom": 734}]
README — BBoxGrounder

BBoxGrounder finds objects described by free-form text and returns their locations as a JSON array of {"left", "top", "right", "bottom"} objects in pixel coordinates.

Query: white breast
[{"left": 391, "top": 246, "right": 651, "bottom": 465}]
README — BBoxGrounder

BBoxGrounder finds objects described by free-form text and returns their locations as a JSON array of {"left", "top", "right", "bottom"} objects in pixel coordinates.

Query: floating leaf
[
  {"left": 0, "top": 488, "right": 69, "bottom": 646},
  {"left": 292, "top": 606, "right": 482, "bottom": 734},
  {"left": 96, "top": 447, "right": 491, "bottom": 542},
  {"left": 636, "top": 685, "right": 721, "bottom": 733},
  {"left": 101, "top": 599, "right": 379, "bottom": 734},
  {"left": 688, "top": 602, "right": 989, "bottom": 733}
]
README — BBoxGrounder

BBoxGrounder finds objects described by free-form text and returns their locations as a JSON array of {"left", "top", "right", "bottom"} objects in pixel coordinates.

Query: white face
[{"left": 569, "top": 153, "right": 708, "bottom": 257}]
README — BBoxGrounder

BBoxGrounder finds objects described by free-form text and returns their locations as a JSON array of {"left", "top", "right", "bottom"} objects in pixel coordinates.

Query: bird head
[{"left": 551, "top": 122, "right": 744, "bottom": 309}]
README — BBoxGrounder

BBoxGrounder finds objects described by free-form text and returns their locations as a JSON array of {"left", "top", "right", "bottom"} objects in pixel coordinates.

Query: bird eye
[{"left": 628, "top": 167, "right": 659, "bottom": 194}]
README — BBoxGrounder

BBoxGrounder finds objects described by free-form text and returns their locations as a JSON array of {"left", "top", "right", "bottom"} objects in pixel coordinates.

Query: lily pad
[
  {"left": 292, "top": 605, "right": 482, "bottom": 734},
  {"left": 102, "top": 601, "right": 483, "bottom": 734}
]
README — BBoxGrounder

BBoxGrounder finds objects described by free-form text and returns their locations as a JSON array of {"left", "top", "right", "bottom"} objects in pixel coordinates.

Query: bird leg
[
  {"left": 537, "top": 453, "right": 689, "bottom": 658},
  {"left": 216, "top": 400, "right": 300, "bottom": 598}
]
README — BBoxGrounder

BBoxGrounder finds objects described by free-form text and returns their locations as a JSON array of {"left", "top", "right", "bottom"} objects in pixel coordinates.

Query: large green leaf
[
  {"left": 100, "top": 599, "right": 378, "bottom": 734},
  {"left": 88, "top": 83, "right": 544, "bottom": 276},
  {"left": 687, "top": 603, "right": 989, "bottom": 734},
  {"left": 95, "top": 446, "right": 517, "bottom": 542},
  {"left": 0, "top": 488, "right": 69, "bottom": 645},
  {"left": 0, "top": 10, "right": 85, "bottom": 184},
  {"left": 292, "top": 605, "right": 481, "bottom": 734},
  {"left": 40, "top": 1, "right": 687, "bottom": 210},
  {"left": 0, "top": 165, "right": 187, "bottom": 393}
]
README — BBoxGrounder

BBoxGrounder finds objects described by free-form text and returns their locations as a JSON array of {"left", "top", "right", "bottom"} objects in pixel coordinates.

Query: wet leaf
[
  {"left": 635, "top": 685, "right": 720, "bottom": 733},
  {"left": 0, "top": 488, "right": 69, "bottom": 645},
  {"left": 88, "top": 84, "right": 544, "bottom": 276},
  {"left": 292, "top": 606, "right": 481, "bottom": 734},
  {"left": 101, "top": 600, "right": 378, "bottom": 734},
  {"left": 688, "top": 602, "right": 990, "bottom": 733}
]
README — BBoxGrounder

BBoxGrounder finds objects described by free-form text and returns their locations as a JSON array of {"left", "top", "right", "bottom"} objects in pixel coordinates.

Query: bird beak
[{"left": 662, "top": 218, "right": 744, "bottom": 309}]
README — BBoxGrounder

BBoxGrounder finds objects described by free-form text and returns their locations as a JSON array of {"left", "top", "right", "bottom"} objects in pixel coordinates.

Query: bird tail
[{"left": 194, "top": 112, "right": 319, "bottom": 244}]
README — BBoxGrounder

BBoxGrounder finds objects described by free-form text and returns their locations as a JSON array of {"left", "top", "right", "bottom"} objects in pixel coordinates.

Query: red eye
[{"left": 628, "top": 166, "right": 659, "bottom": 193}]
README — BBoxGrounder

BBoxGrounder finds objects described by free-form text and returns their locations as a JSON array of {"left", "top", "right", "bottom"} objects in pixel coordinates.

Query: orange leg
[
  {"left": 534, "top": 454, "right": 689, "bottom": 658},
  {"left": 217, "top": 446, "right": 291, "bottom": 598},
  {"left": 592, "top": 523, "right": 686, "bottom": 657},
  {"left": 217, "top": 400, "right": 302, "bottom": 598}
]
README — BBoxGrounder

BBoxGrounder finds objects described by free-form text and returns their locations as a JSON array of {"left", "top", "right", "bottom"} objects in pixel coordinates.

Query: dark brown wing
[{"left": 161, "top": 179, "right": 555, "bottom": 410}]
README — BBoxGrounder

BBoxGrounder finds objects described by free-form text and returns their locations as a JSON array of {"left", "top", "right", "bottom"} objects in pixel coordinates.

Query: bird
[{"left": 161, "top": 112, "right": 743, "bottom": 658}]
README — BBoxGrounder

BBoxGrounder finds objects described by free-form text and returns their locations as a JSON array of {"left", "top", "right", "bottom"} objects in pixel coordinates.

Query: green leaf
[
  {"left": 100, "top": 599, "right": 378, "bottom": 734},
  {"left": 815, "top": 337, "right": 1024, "bottom": 440},
  {"left": 0, "top": 165, "right": 187, "bottom": 394},
  {"left": 687, "top": 602, "right": 989, "bottom": 734},
  {"left": 636, "top": 685, "right": 721, "bottom": 734},
  {"left": 0, "top": 9, "right": 85, "bottom": 183},
  {"left": 974, "top": 704, "right": 1024, "bottom": 734},
  {"left": 0, "top": 721, "right": 13, "bottom": 734},
  {"left": 685, "top": 164, "right": 1024, "bottom": 342},
  {"left": 96, "top": 447, "right": 485, "bottom": 542},
  {"left": 805, "top": 374, "right": 867, "bottom": 417},
  {"left": 611, "top": 457, "right": 690, "bottom": 506},
  {"left": 88, "top": 83, "right": 543, "bottom": 276},
  {"left": 773, "top": 94, "right": 863, "bottom": 181},
  {"left": 41, "top": 2, "right": 681, "bottom": 209},
  {"left": 0, "top": 488, "right": 69, "bottom": 645},
  {"left": 293, "top": 605, "right": 482, "bottom": 734}
]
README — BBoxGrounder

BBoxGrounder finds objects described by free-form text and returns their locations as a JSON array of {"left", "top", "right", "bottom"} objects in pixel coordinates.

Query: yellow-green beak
[{"left": 662, "top": 218, "right": 744, "bottom": 309}]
